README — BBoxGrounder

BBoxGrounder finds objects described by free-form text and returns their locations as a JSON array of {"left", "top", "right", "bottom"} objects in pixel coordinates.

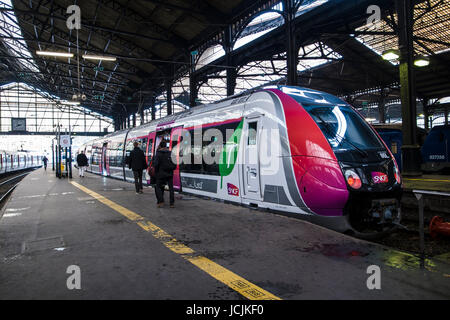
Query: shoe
[
  {"left": 170, "top": 204, "right": 174, "bottom": 208},
  {"left": 157, "top": 203, "right": 164, "bottom": 208},
  {"left": 139, "top": 190, "right": 143, "bottom": 194}
]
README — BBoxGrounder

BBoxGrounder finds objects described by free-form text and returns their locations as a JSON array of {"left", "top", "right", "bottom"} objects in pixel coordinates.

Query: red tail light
[{"left": 345, "top": 169, "right": 362, "bottom": 189}]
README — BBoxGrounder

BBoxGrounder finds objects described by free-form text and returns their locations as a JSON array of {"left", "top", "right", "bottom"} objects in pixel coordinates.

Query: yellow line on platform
[
  {"left": 404, "top": 178, "right": 450, "bottom": 183},
  {"left": 70, "top": 181, "right": 281, "bottom": 301}
]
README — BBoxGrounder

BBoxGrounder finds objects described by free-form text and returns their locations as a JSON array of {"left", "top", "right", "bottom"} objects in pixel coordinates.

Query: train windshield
[{"left": 302, "top": 104, "right": 385, "bottom": 152}]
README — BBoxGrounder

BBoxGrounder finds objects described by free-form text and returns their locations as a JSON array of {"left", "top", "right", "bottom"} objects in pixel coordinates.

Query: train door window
[
  {"left": 391, "top": 142, "right": 398, "bottom": 154},
  {"left": 244, "top": 119, "right": 261, "bottom": 197},
  {"left": 155, "top": 130, "right": 171, "bottom": 151},
  {"left": 147, "top": 139, "right": 154, "bottom": 159},
  {"left": 139, "top": 138, "right": 148, "bottom": 155},
  {"left": 248, "top": 122, "right": 258, "bottom": 145}
]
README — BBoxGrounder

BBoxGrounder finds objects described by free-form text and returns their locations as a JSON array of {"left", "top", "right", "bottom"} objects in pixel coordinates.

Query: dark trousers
[
  {"left": 155, "top": 177, "right": 174, "bottom": 204},
  {"left": 133, "top": 170, "right": 143, "bottom": 192}
]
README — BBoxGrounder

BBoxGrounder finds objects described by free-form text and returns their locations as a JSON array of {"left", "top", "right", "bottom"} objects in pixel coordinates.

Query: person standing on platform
[
  {"left": 129, "top": 141, "right": 148, "bottom": 194},
  {"left": 42, "top": 156, "right": 48, "bottom": 171},
  {"left": 152, "top": 140, "right": 176, "bottom": 208},
  {"left": 76, "top": 151, "right": 89, "bottom": 177}
]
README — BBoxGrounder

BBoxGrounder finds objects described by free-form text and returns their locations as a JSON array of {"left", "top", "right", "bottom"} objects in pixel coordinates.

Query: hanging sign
[{"left": 60, "top": 135, "right": 71, "bottom": 148}]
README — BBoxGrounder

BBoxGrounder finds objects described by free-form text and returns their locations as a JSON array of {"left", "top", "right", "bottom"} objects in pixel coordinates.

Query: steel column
[
  {"left": 396, "top": 0, "right": 421, "bottom": 176},
  {"left": 166, "top": 79, "right": 173, "bottom": 115},
  {"left": 379, "top": 89, "right": 386, "bottom": 124},
  {"left": 225, "top": 26, "right": 237, "bottom": 96},
  {"left": 284, "top": 0, "right": 298, "bottom": 86}
]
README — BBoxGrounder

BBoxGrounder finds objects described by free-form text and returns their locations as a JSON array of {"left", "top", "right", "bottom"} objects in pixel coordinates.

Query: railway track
[
  {"left": 371, "top": 205, "right": 450, "bottom": 258},
  {"left": 0, "top": 171, "right": 34, "bottom": 209}
]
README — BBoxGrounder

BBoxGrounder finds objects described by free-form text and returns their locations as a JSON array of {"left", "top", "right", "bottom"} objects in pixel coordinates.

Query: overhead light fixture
[
  {"left": 414, "top": 55, "right": 430, "bottom": 67},
  {"left": 381, "top": 49, "right": 400, "bottom": 61},
  {"left": 365, "top": 118, "right": 376, "bottom": 122},
  {"left": 82, "top": 54, "right": 117, "bottom": 62},
  {"left": 61, "top": 101, "right": 80, "bottom": 106},
  {"left": 36, "top": 51, "right": 74, "bottom": 58}
]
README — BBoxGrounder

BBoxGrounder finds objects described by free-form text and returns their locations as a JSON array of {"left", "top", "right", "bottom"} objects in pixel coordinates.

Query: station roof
[{"left": 0, "top": 0, "right": 449, "bottom": 119}]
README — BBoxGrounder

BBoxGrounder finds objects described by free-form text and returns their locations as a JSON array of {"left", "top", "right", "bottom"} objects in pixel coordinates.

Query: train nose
[{"left": 293, "top": 157, "right": 349, "bottom": 216}]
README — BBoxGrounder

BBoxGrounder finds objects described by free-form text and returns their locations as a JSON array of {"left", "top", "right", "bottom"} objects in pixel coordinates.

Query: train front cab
[
  {"left": 421, "top": 125, "right": 450, "bottom": 173},
  {"left": 274, "top": 87, "right": 402, "bottom": 237}
]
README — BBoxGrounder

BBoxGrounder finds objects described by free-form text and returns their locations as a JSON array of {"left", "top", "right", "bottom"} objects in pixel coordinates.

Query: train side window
[
  {"left": 248, "top": 122, "right": 258, "bottom": 145},
  {"left": 140, "top": 138, "right": 148, "bottom": 155},
  {"left": 125, "top": 140, "right": 134, "bottom": 156}
]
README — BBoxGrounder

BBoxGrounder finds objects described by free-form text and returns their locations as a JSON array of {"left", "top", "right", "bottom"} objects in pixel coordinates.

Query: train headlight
[
  {"left": 344, "top": 169, "right": 362, "bottom": 189},
  {"left": 394, "top": 162, "right": 401, "bottom": 184}
]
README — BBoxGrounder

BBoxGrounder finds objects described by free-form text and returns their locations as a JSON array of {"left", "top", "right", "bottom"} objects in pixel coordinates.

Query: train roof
[
  {"left": 275, "top": 86, "right": 348, "bottom": 107},
  {"left": 87, "top": 85, "right": 347, "bottom": 144},
  {"left": 429, "top": 125, "right": 450, "bottom": 131}
]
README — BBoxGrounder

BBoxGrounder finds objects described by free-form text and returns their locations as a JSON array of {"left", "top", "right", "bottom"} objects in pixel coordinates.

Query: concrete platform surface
[{"left": 1, "top": 168, "right": 450, "bottom": 300}]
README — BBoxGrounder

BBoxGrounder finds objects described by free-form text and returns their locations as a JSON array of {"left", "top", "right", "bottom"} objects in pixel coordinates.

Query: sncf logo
[
  {"left": 371, "top": 172, "right": 388, "bottom": 184},
  {"left": 227, "top": 183, "right": 240, "bottom": 196}
]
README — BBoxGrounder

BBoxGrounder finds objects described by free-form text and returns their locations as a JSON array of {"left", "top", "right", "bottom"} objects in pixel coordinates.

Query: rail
[{"left": 0, "top": 171, "right": 33, "bottom": 204}]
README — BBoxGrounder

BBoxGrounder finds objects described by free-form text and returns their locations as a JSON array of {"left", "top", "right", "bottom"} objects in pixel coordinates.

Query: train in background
[
  {"left": 0, "top": 150, "right": 43, "bottom": 174},
  {"left": 421, "top": 125, "right": 450, "bottom": 173},
  {"left": 373, "top": 124, "right": 450, "bottom": 173},
  {"left": 373, "top": 124, "right": 427, "bottom": 171},
  {"left": 81, "top": 86, "right": 403, "bottom": 238}
]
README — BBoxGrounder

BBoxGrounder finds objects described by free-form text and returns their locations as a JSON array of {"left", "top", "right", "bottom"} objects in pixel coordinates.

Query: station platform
[
  {"left": 403, "top": 175, "right": 450, "bottom": 193},
  {"left": 1, "top": 168, "right": 450, "bottom": 300},
  {"left": 402, "top": 175, "right": 450, "bottom": 214}
]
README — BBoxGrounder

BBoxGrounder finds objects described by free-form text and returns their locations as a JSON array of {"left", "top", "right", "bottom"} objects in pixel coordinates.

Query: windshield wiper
[{"left": 313, "top": 113, "right": 369, "bottom": 158}]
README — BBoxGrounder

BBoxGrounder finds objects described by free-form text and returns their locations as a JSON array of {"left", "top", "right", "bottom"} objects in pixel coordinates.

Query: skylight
[{"left": 0, "top": 0, "right": 39, "bottom": 72}]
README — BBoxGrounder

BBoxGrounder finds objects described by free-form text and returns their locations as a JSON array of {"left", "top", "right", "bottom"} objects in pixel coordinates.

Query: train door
[
  {"left": 147, "top": 132, "right": 156, "bottom": 163},
  {"left": 243, "top": 117, "right": 262, "bottom": 201},
  {"left": 102, "top": 142, "right": 108, "bottom": 176},
  {"left": 146, "top": 132, "right": 156, "bottom": 184},
  {"left": 170, "top": 126, "right": 183, "bottom": 190}
]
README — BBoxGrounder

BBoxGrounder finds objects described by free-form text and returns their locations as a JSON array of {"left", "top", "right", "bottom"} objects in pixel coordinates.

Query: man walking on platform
[
  {"left": 76, "top": 151, "right": 89, "bottom": 177},
  {"left": 152, "top": 140, "right": 176, "bottom": 208},
  {"left": 129, "top": 141, "right": 148, "bottom": 194},
  {"left": 42, "top": 156, "right": 48, "bottom": 171}
]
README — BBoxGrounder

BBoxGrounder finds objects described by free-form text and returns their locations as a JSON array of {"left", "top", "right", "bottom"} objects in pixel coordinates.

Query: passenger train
[
  {"left": 80, "top": 86, "right": 402, "bottom": 238},
  {"left": 421, "top": 125, "right": 450, "bottom": 173},
  {"left": 0, "top": 150, "right": 43, "bottom": 174}
]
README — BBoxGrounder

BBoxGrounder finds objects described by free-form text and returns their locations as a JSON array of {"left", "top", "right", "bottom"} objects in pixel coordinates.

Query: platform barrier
[{"left": 413, "top": 189, "right": 450, "bottom": 268}]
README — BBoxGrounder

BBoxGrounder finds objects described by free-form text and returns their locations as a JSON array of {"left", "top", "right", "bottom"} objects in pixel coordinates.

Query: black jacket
[
  {"left": 129, "top": 147, "right": 148, "bottom": 171},
  {"left": 152, "top": 149, "right": 176, "bottom": 179},
  {"left": 76, "top": 153, "right": 88, "bottom": 166}
]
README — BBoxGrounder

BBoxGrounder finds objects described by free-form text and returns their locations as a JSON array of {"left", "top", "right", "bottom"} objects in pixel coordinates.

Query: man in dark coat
[
  {"left": 129, "top": 141, "right": 148, "bottom": 194},
  {"left": 42, "top": 156, "right": 48, "bottom": 171},
  {"left": 76, "top": 151, "right": 89, "bottom": 177},
  {"left": 152, "top": 140, "right": 176, "bottom": 207}
]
